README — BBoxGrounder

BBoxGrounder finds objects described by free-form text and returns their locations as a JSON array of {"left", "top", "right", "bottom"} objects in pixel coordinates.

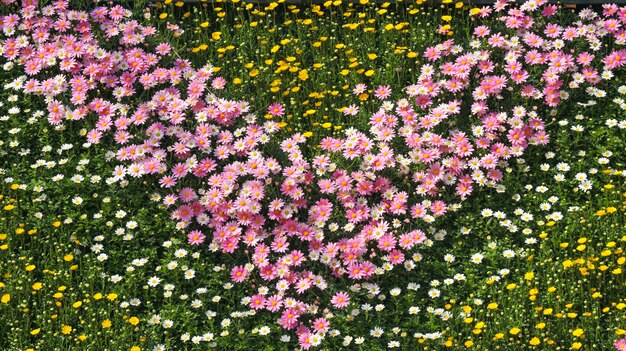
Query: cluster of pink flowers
[{"left": 2, "top": 0, "right": 626, "bottom": 347}]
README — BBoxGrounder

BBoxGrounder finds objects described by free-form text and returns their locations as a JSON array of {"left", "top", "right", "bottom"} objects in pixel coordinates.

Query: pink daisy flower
[
  {"left": 187, "top": 230, "right": 205, "bottom": 245},
  {"left": 265, "top": 295, "right": 283, "bottom": 312},
  {"left": 312, "top": 317, "right": 330, "bottom": 334},
  {"left": 352, "top": 83, "right": 367, "bottom": 95},
  {"left": 330, "top": 291, "right": 350, "bottom": 309},
  {"left": 374, "top": 85, "right": 392, "bottom": 100},
  {"left": 279, "top": 308, "right": 300, "bottom": 330},
  {"left": 230, "top": 265, "right": 248, "bottom": 283},
  {"left": 267, "top": 102, "right": 285, "bottom": 117},
  {"left": 249, "top": 294, "right": 266, "bottom": 310}
]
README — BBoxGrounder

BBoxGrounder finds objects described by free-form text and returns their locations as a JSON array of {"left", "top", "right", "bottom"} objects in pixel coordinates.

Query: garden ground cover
[{"left": 1, "top": 0, "right": 626, "bottom": 350}]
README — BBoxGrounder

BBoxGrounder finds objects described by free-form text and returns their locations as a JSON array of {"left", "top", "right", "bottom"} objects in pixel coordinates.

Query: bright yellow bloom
[
  {"left": 61, "top": 325, "right": 72, "bottom": 335},
  {"left": 128, "top": 316, "right": 140, "bottom": 326},
  {"left": 1, "top": 294, "right": 10, "bottom": 303},
  {"left": 32, "top": 282, "right": 43, "bottom": 291},
  {"left": 509, "top": 327, "right": 521, "bottom": 335},
  {"left": 529, "top": 337, "right": 541, "bottom": 346},
  {"left": 107, "top": 293, "right": 118, "bottom": 301},
  {"left": 102, "top": 320, "right": 112, "bottom": 328},
  {"left": 298, "top": 69, "right": 309, "bottom": 81}
]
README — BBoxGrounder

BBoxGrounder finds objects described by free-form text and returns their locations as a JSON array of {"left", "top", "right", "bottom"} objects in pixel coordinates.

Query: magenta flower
[
  {"left": 230, "top": 265, "right": 248, "bottom": 283},
  {"left": 265, "top": 295, "right": 283, "bottom": 312},
  {"left": 312, "top": 317, "right": 330, "bottom": 334},
  {"left": 267, "top": 102, "right": 285, "bottom": 117},
  {"left": 388, "top": 250, "right": 405, "bottom": 265},
  {"left": 187, "top": 230, "right": 205, "bottom": 245},
  {"left": 330, "top": 291, "right": 350, "bottom": 309},
  {"left": 374, "top": 85, "right": 392, "bottom": 99},
  {"left": 249, "top": 294, "right": 266, "bottom": 310},
  {"left": 278, "top": 308, "right": 300, "bottom": 330},
  {"left": 297, "top": 330, "right": 312, "bottom": 350}
]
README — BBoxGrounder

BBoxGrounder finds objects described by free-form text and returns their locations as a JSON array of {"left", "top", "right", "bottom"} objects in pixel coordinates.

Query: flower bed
[{"left": 1, "top": 0, "right": 626, "bottom": 350}]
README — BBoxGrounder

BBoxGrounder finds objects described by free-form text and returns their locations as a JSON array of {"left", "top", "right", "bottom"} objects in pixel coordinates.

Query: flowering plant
[{"left": 2, "top": 0, "right": 626, "bottom": 349}]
